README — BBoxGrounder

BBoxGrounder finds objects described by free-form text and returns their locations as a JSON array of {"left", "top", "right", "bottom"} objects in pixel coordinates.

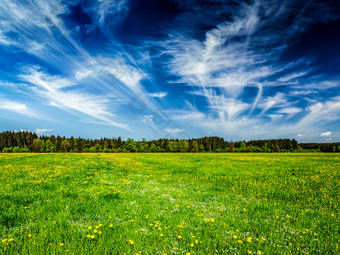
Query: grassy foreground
[{"left": 0, "top": 153, "right": 339, "bottom": 254}]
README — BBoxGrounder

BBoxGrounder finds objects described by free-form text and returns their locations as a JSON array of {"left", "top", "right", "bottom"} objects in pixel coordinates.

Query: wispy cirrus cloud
[
  {"left": 0, "top": 98, "right": 36, "bottom": 117},
  {"left": 159, "top": 0, "right": 340, "bottom": 140},
  {"left": 0, "top": 0, "right": 165, "bottom": 133},
  {"left": 18, "top": 66, "right": 128, "bottom": 129},
  {"left": 95, "top": 0, "right": 129, "bottom": 25}
]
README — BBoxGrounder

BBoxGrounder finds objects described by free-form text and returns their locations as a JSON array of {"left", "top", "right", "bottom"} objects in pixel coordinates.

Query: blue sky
[{"left": 0, "top": 0, "right": 339, "bottom": 142}]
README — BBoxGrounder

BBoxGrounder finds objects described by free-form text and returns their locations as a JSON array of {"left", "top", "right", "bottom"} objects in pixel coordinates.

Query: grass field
[{"left": 0, "top": 153, "right": 339, "bottom": 254}]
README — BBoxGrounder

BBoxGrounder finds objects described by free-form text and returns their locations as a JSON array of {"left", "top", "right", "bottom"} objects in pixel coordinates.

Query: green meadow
[{"left": 0, "top": 153, "right": 339, "bottom": 254}]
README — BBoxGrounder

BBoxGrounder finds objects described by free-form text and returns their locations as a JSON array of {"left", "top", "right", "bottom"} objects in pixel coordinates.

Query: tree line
[{"left": 0, "top": 130, "right": 339, "bottom": 153}]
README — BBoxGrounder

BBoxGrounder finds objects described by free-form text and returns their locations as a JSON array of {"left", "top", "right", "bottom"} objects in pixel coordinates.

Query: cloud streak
[
  {"left": 0, "top": 98, "right": 36, "bottom": 117},
  {"left": 18, "top": 66, "right": 128, "bottom": 129}
]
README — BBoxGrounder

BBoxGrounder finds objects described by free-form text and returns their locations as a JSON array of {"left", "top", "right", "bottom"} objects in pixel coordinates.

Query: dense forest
[{"left": 0, "top": 130, "right": 339, "bottom": 153}]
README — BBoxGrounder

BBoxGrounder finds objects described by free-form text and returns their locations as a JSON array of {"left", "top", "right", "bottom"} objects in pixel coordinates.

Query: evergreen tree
[{"left": 192, "top": 141, "right": 198, "bottom": 152}]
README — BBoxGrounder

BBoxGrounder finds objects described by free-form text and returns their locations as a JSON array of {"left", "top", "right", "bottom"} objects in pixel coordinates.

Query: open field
[{"left": 0, "top": 153, "right": 339, "bottom": 254}]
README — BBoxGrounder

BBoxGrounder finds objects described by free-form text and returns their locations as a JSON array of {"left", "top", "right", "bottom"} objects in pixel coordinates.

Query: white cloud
[
  {"left": 74, "top": 69, "right": 95, "bottom": 81},
  {"left": 148, "top": 92, "right": 168, "bottom": 98},
  {"left": 98, "top": 57, "right": 144, "bottom": 93},
  {"left": 0, "top": 98, "right": 37, "bottom": 117},
  {"left": 320, "top": 131, "right": 332, "bottom": 137},
  {"left": 95, "top": 0, "right": 129, "bottom": 25},
  {"left": 257, "top": 93, "right": 287, "bottom": 116},
  {"left": 277, "top": 107, "right": 301, "bottom": 118},
  {"left": 277, "top": 71, "right": 308, "bottom": 83},
  {"left": 266, "top": 114, "right": 284, "bottom": 120},
  {"left": 171, "top": 111, "right": 205, "bottom": 121},
  {"left": 0, "top": 29, "right": 12, "bottom": 45},
  {"left": 35, "top": 129, "right": 52, "bottom": 135},
  {"left": 18, "top": 66, "right": 128, "bottom": 129},
  {"left": 164, "top": 128, "right": 184, "bottom": 135}
]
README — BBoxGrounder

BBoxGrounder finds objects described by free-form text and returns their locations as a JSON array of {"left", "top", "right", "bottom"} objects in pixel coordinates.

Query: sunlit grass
[{"left": 0, "top": 153, "right": 339, "bottom": 254}]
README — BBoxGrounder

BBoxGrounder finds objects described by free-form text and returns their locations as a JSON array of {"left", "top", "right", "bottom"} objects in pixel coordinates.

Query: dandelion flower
[
  {"left": 60, "top": 243, "right": 64, "bottom": 246},
  {"left": 109, "top": 224, "right": 113, "bottom": 227},
  {"left": 129, "top": 240, "right": 134, "bottom": 244},
  {"left": 237, "top": 240, "right": 243, "bottom": 244},
  {"left": 178, "top": 235, "right": 182, "bottom": 239},
  {"left": 190, "top": 243, "right": 194, "bottom": 247}
]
